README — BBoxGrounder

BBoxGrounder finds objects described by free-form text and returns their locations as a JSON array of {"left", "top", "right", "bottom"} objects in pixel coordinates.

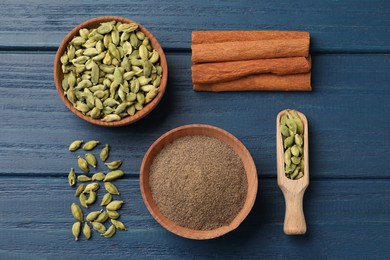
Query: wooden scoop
[{"left": 276, "top": 110, "right": 309, "bottom": 235}]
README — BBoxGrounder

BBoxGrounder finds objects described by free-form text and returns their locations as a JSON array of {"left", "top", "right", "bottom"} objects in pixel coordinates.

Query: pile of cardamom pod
[
  {"left": 68, "top": 140, "right": 127, "bottom": 240},
  {"left": 280, "top": 111, "right": 305, "bottom": 180},
  {"left": 60, "top": 20, "right": 162, "bottom": 122}
]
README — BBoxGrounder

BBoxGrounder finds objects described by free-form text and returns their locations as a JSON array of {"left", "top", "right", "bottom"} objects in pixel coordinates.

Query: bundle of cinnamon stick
[{"left": 191, "top": 31, "right": 312, "bottom": 92}]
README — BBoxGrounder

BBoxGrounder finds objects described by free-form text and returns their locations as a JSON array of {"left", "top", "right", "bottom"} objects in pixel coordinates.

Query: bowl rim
[
  {"left": 140, "top": 124, "right": 258, "bottom": 239},
  {"left": 53, "top": 16, "right": 168, "bottom": 127}
]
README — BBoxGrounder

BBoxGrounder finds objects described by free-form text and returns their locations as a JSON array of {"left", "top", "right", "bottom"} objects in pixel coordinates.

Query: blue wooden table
[{"left": 0, "top": 0, "right": 389, "bottom": 259}]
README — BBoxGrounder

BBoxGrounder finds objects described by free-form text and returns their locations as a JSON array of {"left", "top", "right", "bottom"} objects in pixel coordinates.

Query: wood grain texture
[
  {"left": 0, "top": 0, "right": 389, "bottom": 52},
  {"left": 0, "top": 52, "right": 389, "bottom": 178},
  {"left": 0, "top": 177, "right": 389, "bottom": 259}
]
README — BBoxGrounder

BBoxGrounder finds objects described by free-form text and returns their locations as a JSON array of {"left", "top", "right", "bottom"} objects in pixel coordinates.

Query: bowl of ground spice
[
  {"left": 54, "top": 16, "right": 168, "bottom": 127},
  {"left": 140, "top": 124, "right": 258, "bottom": 239}
]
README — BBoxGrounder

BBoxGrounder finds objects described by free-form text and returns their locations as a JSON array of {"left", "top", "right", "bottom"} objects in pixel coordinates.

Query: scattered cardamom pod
[
  {"left": 95, "top": 211, "right": 109, "bottom": 223},
  {"left": 91, "top": 221, "right": 106, "bottom": 234},
  {"left": 86, "top": 210, "right": 102, "bottom": 222},
  {"left": 92, "top": 172, "right": 106, "bottom": 181},
  {"left": 100, "top": 193, "right": 113, "bottom": 206},
  {"left": 85, "top": 153, "right": 97, "bottom": 168},
  {"left": 72, "top": 222, "right": 81, "bottom": 241},
  {"left": 83, "top": 222, "right": 92, "bottom": 240},
  {"left": 85, "top": 191, "right": 97, "bottom": 205},
  {"left": 100, "top": 144, "right": 109, "bottom": 162},
  {"left": 111, "top": 219, "right": 127, "bottom": 231},
  {"left": 106, "top": 200, "right": 123, "bottom": 211},
  {"left": 104, "top": 182, "right": 120, "bottom": 195},
  {"left": 103, "top": 170, "right": 124, "bottom": 182},
  {"left": 102, "top": 225, "right": 116, "bottom": 238},
  {"left": 69, "top": 140, "right": 83, "bottom": 151},
  {"left": 106, "top": 210, "right": 120, "bottom": 219},
  {"left": 84, "top": 182, "right": 100, "bottom": 193},
  {"left": 68, "top": 168, "right": 76, "bottom": 186},
  {"left": 77, "top": 156, "right": 89, "bottom": 173},
  {"left": 104, "top": 160, "right": 122, "bottom": 170},
  {"left": 83, "top": 140, "right": 99, "bottom": 151},
  {"left": 79, "top": 193, "right": 89, "bottom": 208},
  {"left": 75, "top": 184, "right": 86, "bottom": 197},
  {"left": 71, "top": 203, "right": 83, "bottom": 222},
  {"left": 77, "top": 174, "right": 91, "bottom": 182}
]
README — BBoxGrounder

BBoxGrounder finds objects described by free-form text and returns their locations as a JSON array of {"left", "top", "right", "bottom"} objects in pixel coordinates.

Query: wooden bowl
[
  {"left": 53, "top": 16, "right": 168, "bottom": 127},
  {"left": 140, "top": 124, "right": 258, "bottom": 239}
]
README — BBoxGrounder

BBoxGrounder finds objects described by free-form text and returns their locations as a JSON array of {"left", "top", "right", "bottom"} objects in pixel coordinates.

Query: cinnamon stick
[
  {"left": 192, "top": 38, "right": 310, "bottom": 63},
  {"left": 192, "top": 31, "right": 310, "bottom": 44},
  {"left": 193, "top": 73, "right": 311, "bottom": 92},
  {"left": 192, "top": 56, "right": 311, "bottom": 84}
]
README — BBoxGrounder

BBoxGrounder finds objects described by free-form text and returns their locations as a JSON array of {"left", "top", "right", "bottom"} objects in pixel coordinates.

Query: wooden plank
[
  {"left": 0, "top": 52, "right": 389, "bottom": 178},
  {"left": 0, "top": 178, "right": 389, "bottom": 259},
  {"left": 0, "top": 0, "right": 389, "bottom": 52}
]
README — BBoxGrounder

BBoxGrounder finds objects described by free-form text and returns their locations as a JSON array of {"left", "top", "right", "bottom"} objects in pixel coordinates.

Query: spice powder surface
[{"left": 149, "top": 135, "right": 248, "bottom": 230}]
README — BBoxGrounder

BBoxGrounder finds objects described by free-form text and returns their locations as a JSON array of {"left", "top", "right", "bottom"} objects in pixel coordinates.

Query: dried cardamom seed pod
[
  {"left": 102, "top": 225, "right": 116, "bottom": 238},
  {"left": 102, "top": 114, "right": 121, "bottom": 122},
  {"left": 86, "top": 210, "right": 102, "bottom": 222},
  {"left": 75, "top": 184, "right": 86, "bottom": 197},
  {"left": 104, "top": 182, "right": 120, "bottom": 195},
  {"left": 85, "top": 191, "right": 97, "bottom": 205},
  {"left": 68, "top": 168, "right": 76, "bottom": 186},
  {"left": 106, "top": 200, "right": 123, "bottom": 211},
  {"left": 106, "top": 210, "right": 120, "bottom": 219},
  {"left": 77, "top": 156, "right": 89, "bottom": 173},
  {"left": 85, "top": 153, "right": 97, "bottom": 168},
  {"left": 104, "top": 161, "right": 122, "bottom": 170},
  {"left": 83, "top": 222, "right": 92, "bottom": 240},
  {"left": 77, "top": 174, "right": 91, "bottom": 182},
  {"left": 101, "top": 193, "right": 113, "bottom": 206},
  {"left": 100, "top": 144, "right": 109, "bottom": 162},
  {"left": 92, "top": 172, "right": 106, "bottom": 181},
  {"left": 91, "top": 221, "right": 106, "bottom": 234},
  {"left": 71, "top": 203, "right": 83, "bottom": 222},
  {"left": 103, "top": 170, "right": 124, "bottom": 182},
  {"left": 84, "top": 182, "right": 100, "bottom": 193},
  {"left": 111, "top": 219, "right": 127, "bottom": 231},
  {"left": 69, "top": 140, "right": 83, "bottom": 151},
  {"left": 95, "top": 211, "right": 109, "bottom": 223},
  {"left": 72, "top": 221, "right": 81, "bottom": 241},
  {"left": 83, "top": 140, "right": 99, "bottom": 151},
  {"left": 79, "top": 193, "right": 88, "bottom": 208}
]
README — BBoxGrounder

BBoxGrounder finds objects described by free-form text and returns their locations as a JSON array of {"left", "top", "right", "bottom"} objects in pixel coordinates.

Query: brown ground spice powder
[{"left": 149, "top": 135, "right": 248, "bottom": 230}]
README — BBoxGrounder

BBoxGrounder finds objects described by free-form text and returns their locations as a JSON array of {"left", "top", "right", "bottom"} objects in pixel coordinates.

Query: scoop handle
[{"left": 282, "top": 190, "right": 306, "bottom": 235}]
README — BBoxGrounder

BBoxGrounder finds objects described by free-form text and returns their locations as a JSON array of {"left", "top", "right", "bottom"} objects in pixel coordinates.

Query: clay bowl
[
  {"left": 54, "top": 16, "right": 168, "bottom": 127},
  {"left": 140, "top": 124, "right": 258, "bottom": 239}
]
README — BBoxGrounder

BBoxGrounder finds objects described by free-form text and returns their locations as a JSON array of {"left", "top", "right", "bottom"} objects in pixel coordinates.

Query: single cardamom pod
[
  {"left": 104, "top": 170, "right": 124, "bottom": 182},
  {"left": 84, "top": 182, "right": 100, "bottom": 193},
  {"left": 117, "top": 23, "right": 138, "bottom": 33},
  {"left": 83, "top": 222, "right": 92, "bottom": 240},
  {"left": 111, "top": 30, "right": 120, "bottom": 46},
  {"left": 71, "top": 36, "right": 86, "bottom": 46},
  {"left": 145, "top": 88, "right": 159, "bottom": 104},
  {"left": 101, "top": 193, "right": 113, "bottom": 206},
  {"left": 134, "top": 102, "right": 143, "bottom": 111},
  {"left": 104, "top": 182, "right": 120, "bottom": 195},
  {"left": 284, "top": 147, "right": 291, "bottom": 167},
  {"left": 114, "top": 102, "right": 128, "bottom": 115},
  {"left": 95, "top": 211, "right": 109, "bottom": 223},
  {"left": 91, "top": 221, "right": 106, "bottom": 234},
  {"left": 291, "top": 156, "right": 301, "bottom": 165},
  {"left": 111, "top": 219, "right": 127, "bottom": 231},
  {"left": 106, "top": 210, "right": 120, "bottom": 219},
  {"left": 283, "top": 136, "right": 294, "bottom": 149},
  {"left": 149, "top": 50, "right": 160, "bottom": 64},
  {"left": 97, "top": 23, "right": 113, "bottom": 34},
  {"left": 85, "top": 153, "right": 97, "bottom": 168},
  {"left": 101, "top": 114, "right": 121, "bottom": 122},
  {"left": 86, "top": 210, "right": 102, "bottom": 222},
  {"left": 127, "top": 105, "right": 136, "bottom": 116},
  {"left": 79, "top": 193, "right": 89, "bottom": 208},
  {"left": 85, "top": 191, "right": 97, "bottom": 205},
  {"left": 139, "top": 45, "right": 148, "bottom": 61},
  {"left": 295, "top": 134, "right": 303, "bottom": 147},
  {"left": 77, "top": 156, "right": 90, "bottom": 172},
  {"left": 280, "top": 125, "right": 290, "bottom": 137},
  {"left": 130, "top": 33, "right": 140, "bottom": 48},
  {"left": 136, "top": 31, "right": 145, "bottom": 40},
  {"left": 136, "top": 93, "right": 145, "bottom": 105},
  {"left": 77, "top": 174, "right": 91, "bottom": 182},
  {"left": 83, "top": 140, "right": 99, "bottom": 151},
  {"left": 69, "top": 140, "right": 83, "bottom": 151},
  {"left": 102, "top": 225, "right": 116, "bottom": 238},
  {"left": 71, "top": 203, "right": 83, "bottom": 222},
  {"left": 68, "top": 168, "right": 76, "bottom": 186},
  {"left": 75, "top": 184, "right": 86, "bottom": 197},
  {"left": 100, "top": 144, "right": 110, "bottom": 162},
  {"left": 106, "top": 200, "right": 123, "bottom": 211},
  {"left": 72, "top": 221, "right": 81, "bottom": 241},
  {"left": 92, "top": 172, "right": 106, "bottom": 181},
  {"left": 291, "top": 145, "right": 300, "bottom": 157},
  {"left": 91, "top": 61, "right": 100, "bottom": 85}
]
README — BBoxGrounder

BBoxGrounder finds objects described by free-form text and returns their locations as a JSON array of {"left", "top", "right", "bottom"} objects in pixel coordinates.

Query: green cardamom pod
[
  {"left": 118, "top": 23, "right": 138, "bottom": 33},
  {"left": 77, "top": 174, "right": 91, "bottom": 182},
  {"left": 297, "top": 172, "right": 304, "bottom": 179},
  {"left": 85, "top": 191, "right": 97, "bottom": 205},
  {"left": 72, "top": 221, "right": 81, "bottom": 241},
  {"left": 85, "top": 153, "right": 97, "bottom": 168},
  {"left": 91, "top": 221, "right": 106, "bottom": 234},
  {"left": 69, "top": 140, "right": 83, "bottom": 151},
  {"left": 74, "top": 101, "right": 90, "bottom": 114},
  {"left": 114, "top": 103, "right": 128, "bottom": 115},
  {"left": 104, "top": 182, "right": 120, "bottom": 195},
  {"left": 84, "top": 182, "right": 100, "bottom": 193},
  {"left": 145, "top": 88, "right": 159, "bottom": 104},
  {"left": 100, "top": 144, "right": 110, "bottom": 162},
  {"left": 127, "top": 105, "right": 136, "bottom": 116},
  {"left": 83, "top": 222, "right": 92, "bottom": 240},
  {"left": 86, "top": 210, "right": 102, "bottom": 222},
  {"left": 92, "top": 172, "right": 106, "bottom": 181},
  {"left": 284, "top": 147, "right": 291, "bottom": 167},
  {"left": 295, "top": 134, "right": 303, "bottom": 147},
  {"left": 286, "top": 119, "right": 297, "bottom": 134},
  {"left": 102, "top": 225, "right": 116, "bottom": 238},
  {"left": 97, "top": 23, "right": 113, "bottom": 34},
  {"left": 107, "top": 210, "right": 120, "bottom": 219},
  {"left": 137, "top": 76, "right": 151, "bottom": 86},
  {"left": 291, "top": 145, "right": 300, "bottom": 157},
  {"left": 79, "top": 193, "right": 89, "bottom": 208},
  {"left": 95, "top": 211, "right": 109, "bottom": 223},
  {"left": 291, "top": 156, "right": 301, "bottom": 165},
  {"left": 71, "top": 203, "right": 83, "bottom": 222},
  {"left": 134, "top": 102, "right": 143, "bottom": 111},
  {"left": 101, "top": 193, "right": 113, "bottom": 206},
  {"left": 291, "top": 167, "right": 300, "bottom": 179},
  {"left": 283, "top": 136, "right": 294, "bottom": 149},
  {"left": 111, "top": 30, "right": 120, "bottom": 46},
  {"left": 111, "top": 219, "right": 127, "bottom": 231},
  {"left": 149, "top": 50, "right": 159, "bottom": 64},
  {"left": 130, "top": 33, "right": 140, "bottom": 48},
  {"left": 71, "top": 36, "right": 86, "bottom": 46},
  {"left": 75, "top": 184, "right": 86, "bottom": 197},
  {"left": 68, "top": 168, "right": 76, "bottom": 186},
  {"left": 104, "top": 170, "right": 124, "bottom": 181},
  {"left": 280, "top": 125, "right": 290, "bottom": 137},
  {"left": 102, "top": 114, "right": 121, "bottom": 122},
  {"left": 83, "top": 48, "right": 99, "bottom": 57},
  {"left": 106, "top": 200, "right": 123, "bottom": 211},
  {"left": 83, "top": 140, "right": 99, "bottom": 151},
  {"left": 77, "top": 156, "right": 89, "bottom": 173}
]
